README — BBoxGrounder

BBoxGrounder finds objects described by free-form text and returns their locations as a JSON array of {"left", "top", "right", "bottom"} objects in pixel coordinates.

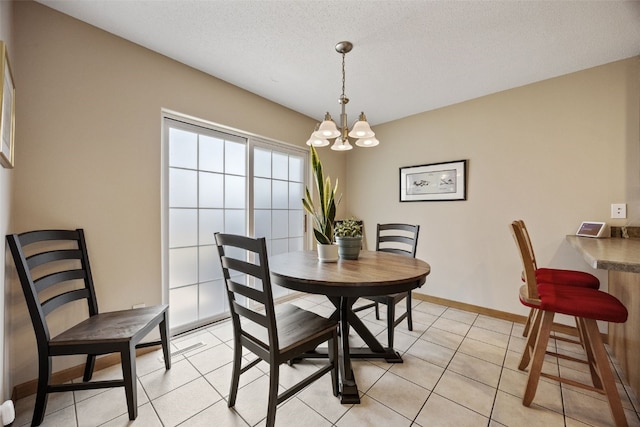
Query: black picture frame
[{"left": 400, "top": 160, "right": 467, "bottom": 202}]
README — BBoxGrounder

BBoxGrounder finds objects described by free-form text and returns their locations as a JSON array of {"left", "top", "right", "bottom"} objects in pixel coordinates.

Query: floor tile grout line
[
  {"left": 290, "top": 393, "right": 343, "bottom": 427},
  {"left": 408, "top": 308, "right": 491, "bottom": 424},
  {"left": 409, "top": 306, "right": 495, "bottom": 422},
  {"left": 485, "top": 317, "right": 514, "bottom": 426},
  {"left": 184, "top": 349, "right": 265, "bottom": 427},
  {"left": 605, "top": 345, "right": 640, "bottom": 420},
  {"left": 363, "top": 303, "right": 445, "bottom": 426}
]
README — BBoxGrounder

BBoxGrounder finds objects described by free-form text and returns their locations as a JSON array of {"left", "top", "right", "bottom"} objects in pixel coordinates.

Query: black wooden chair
[
  {"left": 6, "top": 229, "right": 171, "bottom": 427},
  {"left": 214, "top": 233, "right": 338, "bottom": 427},
  {"left": 353, "top": 223, "right": 420, "bottom": 348}
]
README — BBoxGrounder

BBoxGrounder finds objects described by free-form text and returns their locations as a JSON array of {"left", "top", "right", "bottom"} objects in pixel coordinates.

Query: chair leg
[
  {"left": 387, "top": 303, "right": 396, "bottom": 348},
  {"left": 582, "top": 318, "right": 628, "bottom": 427},
  {"left": 374, "top": 302, "right": 380, "bottom": 320},
  {"left": 329, "top": 333, "right": 339, "bottom": 397},
  {"left": 228, "top": 339, "right": 242, "bottom": 407},
  {"left": 518, "top": 307, "right": 542, "bottom": 371},
  {"left": 523, "top": 310, "right": 554, "bottom": 406},
  {"left": 83, "top": 355, "right": 96, "bottom": 382},
  {"left": 266, "top": 363, "right": 279, "bottom": 427},
  {"left": 32, "top": 354, "right": 51, "bottom": 426},
  {"left": 121, "top": 344, "right": 138, "bottom": 420},
  {"left": 159, "top": 313, "right": 171, "bottom": 370},
  {"left": 576, "top": 317, "right": 602, "bottom": 390},
  {"left": 406, "top": 292, "right": 413, "bottom": 331},
  {"left": 523, "top": 307, "right": 535, "bottom": 337}
]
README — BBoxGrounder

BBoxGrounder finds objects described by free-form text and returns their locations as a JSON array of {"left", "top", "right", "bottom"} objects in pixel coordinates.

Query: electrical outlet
[{"left": 611, "top": 203, "right": 627, "bottom": 219}]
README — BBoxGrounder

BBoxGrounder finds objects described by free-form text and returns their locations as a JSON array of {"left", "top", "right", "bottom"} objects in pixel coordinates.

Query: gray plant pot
[{"left": 336, "top": 236, "right": 362, "bottom": 260}]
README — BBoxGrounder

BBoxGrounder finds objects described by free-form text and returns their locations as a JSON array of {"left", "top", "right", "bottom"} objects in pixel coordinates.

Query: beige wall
[
  {"left": 0, "top": 0, "right": 14, "bottom": 403},
  {"left": 347, "top": 58, "right": 639, "bottom": 320},
  {"left": 8, "top": 1, "right": 346, "bottom": 388}
]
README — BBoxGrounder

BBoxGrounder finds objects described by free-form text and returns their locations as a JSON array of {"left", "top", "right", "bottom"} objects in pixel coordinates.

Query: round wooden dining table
[{"left": 269, "top": 250, "right": 431, "bottom": 404}]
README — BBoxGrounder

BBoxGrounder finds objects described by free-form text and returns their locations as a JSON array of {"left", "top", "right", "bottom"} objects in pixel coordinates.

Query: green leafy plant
[
  {"left": 335, "top": 219, "right": 362, "bottom": 238},
  {"left": 302, "top": 146, "right": 340, "bottom": 245}
]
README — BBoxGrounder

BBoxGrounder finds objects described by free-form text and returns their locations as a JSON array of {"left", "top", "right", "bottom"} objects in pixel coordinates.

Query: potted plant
[
  {"left": 335, "top": 218, "right": 363, "bottom": 260},
  {"left": 302, "top": 146, "right": 341, "bottom": 262}
]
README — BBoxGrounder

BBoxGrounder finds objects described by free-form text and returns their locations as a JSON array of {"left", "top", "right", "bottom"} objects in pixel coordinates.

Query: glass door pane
[
  {"left": 165, "top": 117, "right": 247, "bottom": 333},
  {"left": 252, "top": 143, "right": 306, "bottom": 298}
]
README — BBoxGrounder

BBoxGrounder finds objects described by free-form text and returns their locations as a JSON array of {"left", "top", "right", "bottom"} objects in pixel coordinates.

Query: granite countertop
[{"left": 566, "top": 235, "right": 640, "bottom": 273}]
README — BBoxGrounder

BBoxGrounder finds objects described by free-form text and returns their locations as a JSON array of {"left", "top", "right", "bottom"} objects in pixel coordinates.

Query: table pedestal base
[
  {"left": 292, "top": 296, "right": 405, "bottom": 403},
  {"left": 339, "top": 381, "right": 360, "bottom": 404},
  {"left": 297, "top": 347, "right": 403, "bottom": 363},
  {"left": 348, "top": 348, "right": 403, "bottom": 363}
]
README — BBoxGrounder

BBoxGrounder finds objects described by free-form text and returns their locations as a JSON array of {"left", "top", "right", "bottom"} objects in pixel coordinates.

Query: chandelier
[{"left": 306, "top": 41, "right": 379, "bottom": 151}]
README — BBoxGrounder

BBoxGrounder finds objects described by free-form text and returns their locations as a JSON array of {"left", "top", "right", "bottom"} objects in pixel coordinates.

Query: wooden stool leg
[
  {"left": 583, "top": 318, "right": 628, "bottom": 427},
  {"left": 519, "top": 307, "right": 542, "bottom": 371},
  {"left": 576, "top": 317, "right": 602, "bottom": 390},
  {"left": 523, "top": 307, "right": 535, "bottom": 337},
  {"left": 523, "top": 310, "right": 554, "bottom": 406}
]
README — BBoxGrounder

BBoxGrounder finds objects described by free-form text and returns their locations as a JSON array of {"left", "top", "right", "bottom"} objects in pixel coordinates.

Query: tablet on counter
[{"left": 575, "top": 221, "right": 608, "bottom": 238}]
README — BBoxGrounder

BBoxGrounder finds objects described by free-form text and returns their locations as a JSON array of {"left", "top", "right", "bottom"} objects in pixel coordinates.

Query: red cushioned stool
[
  {"left": 511, "top": 221, "right": 629, "bottom": 426},
  {"left": 516, "top": 220, "right": 600, "bottom": 338},
  {"left": 521, "top": 285, "right": 628, "bottom": 426}
]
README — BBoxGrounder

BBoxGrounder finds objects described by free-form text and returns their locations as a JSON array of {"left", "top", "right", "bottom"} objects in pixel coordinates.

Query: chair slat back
[
  {"left": 515, "top": 219, "right": 539, "bottom": 270},
  {"left": 6, "top": 229, "right": 99, "bottom": 345},
  {"left": 214, "top": 233, "right": 278, "bottom": 352},
  {"left": 510, "top": 221, "right": 539, "bottom": 300},
  {"left": 41, "top": 288, "right": 93, "bottom": 317},
  {"left": 376, "top": 223, "right": 420, "bottom": 257},
  {"left": 27, "top": 249, "right": 83, "bottom": 270},
  {"left": 35, "top": 270, "right": 87, "bottom": 294}
]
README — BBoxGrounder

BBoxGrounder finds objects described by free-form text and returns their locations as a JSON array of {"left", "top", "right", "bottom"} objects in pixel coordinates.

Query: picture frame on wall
[
  {"left": 400, "top": 159, "right": 467, "bottom": 202},
  {"left": 0, "top": 41, "right": 15, "bottom": 169}
]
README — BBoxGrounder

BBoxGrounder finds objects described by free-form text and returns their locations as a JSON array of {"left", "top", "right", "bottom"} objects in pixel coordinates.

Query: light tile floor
[{"left": 13, "top": 295, "right": 640, "bottom": 427}]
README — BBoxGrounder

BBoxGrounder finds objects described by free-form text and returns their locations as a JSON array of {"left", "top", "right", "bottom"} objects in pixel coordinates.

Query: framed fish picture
[{"left": 400, "top": 160, "right": 467, "bottom": 202}]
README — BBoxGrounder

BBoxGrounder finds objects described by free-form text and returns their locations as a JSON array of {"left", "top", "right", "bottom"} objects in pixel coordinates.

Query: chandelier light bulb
[
  {"left": 355, "top": 136, "right": 379, "bottom": 147},
  {"left": 331, "top": 137, "right": 353, "bottom": 151},
  {"left": 306, "top": 133, "right": 330, "bottom": 147}
]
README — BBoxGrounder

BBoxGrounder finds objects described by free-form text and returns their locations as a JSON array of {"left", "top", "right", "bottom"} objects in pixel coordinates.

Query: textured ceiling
[{"left": 36, "top": 0, "right": 640, "bottom": 126}]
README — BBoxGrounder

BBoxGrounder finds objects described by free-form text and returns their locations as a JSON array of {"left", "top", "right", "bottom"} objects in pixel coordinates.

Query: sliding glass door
[{"left": 163, "top": 115, "right": 307, "bottom": 334}]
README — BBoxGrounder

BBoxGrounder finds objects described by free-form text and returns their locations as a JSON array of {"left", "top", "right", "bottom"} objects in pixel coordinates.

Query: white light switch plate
[{"left": 611, "top": 203, "right": 627, "bottom": 219}]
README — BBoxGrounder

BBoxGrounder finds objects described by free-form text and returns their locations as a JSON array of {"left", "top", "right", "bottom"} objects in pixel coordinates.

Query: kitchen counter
[
  {"left": 566, "top": 235, "right": 640, "bottom": 398},
  {"left": 566, "top": 235, "right": 640, "bottom": 273}
]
